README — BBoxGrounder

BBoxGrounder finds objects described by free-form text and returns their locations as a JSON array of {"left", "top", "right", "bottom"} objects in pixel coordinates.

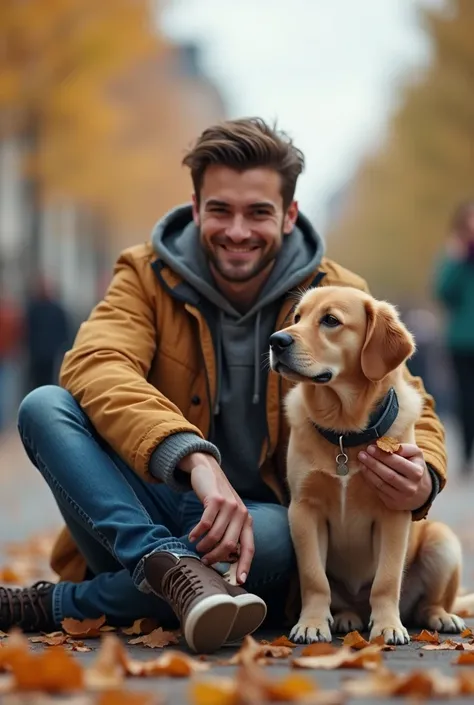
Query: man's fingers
[
  {"left": 200, "top": 512, "right": 245, "bottom": 566},
  {"left": 360, "top": 453, "right": 410, "bottom": 493},
  {"left": 363, "top": 446, "right": 424, "bottom": 483},
  {"left": 394, "top": 443, "right": 423, "bottom": 459},
  {"left": 195, "top": 508, "right": 233, "bottom": 555},
  {"left": 236, "top": 518, "right": 255, "bottom": 583},
  {"left": 189, "top": 502, "right": 220, "bottom": 543}
]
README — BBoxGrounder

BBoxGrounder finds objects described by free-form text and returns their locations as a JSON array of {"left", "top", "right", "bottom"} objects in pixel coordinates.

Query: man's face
[{"left": 193, "top": 165, "right": 298, "bottom": 283}]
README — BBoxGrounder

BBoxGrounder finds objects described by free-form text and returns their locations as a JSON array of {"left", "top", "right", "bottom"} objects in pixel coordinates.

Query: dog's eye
[
  {"left": 320, "top": 313, "right": 340, "bottom": 327},
  {"left": 294, "top": 313, "right": 301, "bottom": 323}
]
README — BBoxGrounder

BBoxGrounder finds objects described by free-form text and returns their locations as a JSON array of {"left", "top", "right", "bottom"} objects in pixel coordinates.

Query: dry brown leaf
[
  {"left": 0, "top": 567, "right": 22, "bottom": 583},
  {"left": 375, "top": 436, "right": 400, "bottom": 453},
  {"left": 30, "top": 632, "right": 70, "bottom": 647},
  {"left": 122, "top": 618, "right": 160, "bottom": 636},
  {"left": 10, "top": 646, "right": 84, "bottom": 692},
  {"left": 453, "top": 651, "right": 474, "bottom": 665},
  {"left": 342, "top": 630, "right": 371, "bottom": 650},
  {"left": 293, "top": 644, "right": 382, "bottom": 671},
  {"left": 84, "top": 634, "right": 125, "bottom": 690},
  {"left": 62, "top": 615, "right": 106, "bottom": 638},
  {"left": 459, "top": 670, "right": 474, "bottom": 695},
  {"left": 300, "top": 643, "right": 338, "bottom": 657},
  {"left": 128, "top": 627, "right": 179, "bottom": 649},
  {"left": 259, "top": 635, "right": 296, "bottom": 648},
  {"left": 265, "top": 673, "right": 318, "bottom": 701},
  {"left": 97, "top": 689, "right": 161, "bottom": 705},
  {"left": 69, "top": 641, "right": 93, "bottom": 653},
  {"left": 411, "top": 629, "right": 440, "bottom": 643},
  {"left": 125, "top": 651, "right": 209, "bottom": 678},
  {"left": 344, "top": 668, "right": 459, "bottom": 698},
  {"left": 461, "top": 627, "right": 473, "bottom": 638},
  {"left": 100, "top": 626, "right": 117, "bottom": 632},
  {"left": 223, "top": 635, "right": 293, "bottom": 665},
  {"left": 191, "top": 678, "right": 238, "bottom": 705},
  {"left": 423, "top": 638, "right": 465, "bottom": 651}
]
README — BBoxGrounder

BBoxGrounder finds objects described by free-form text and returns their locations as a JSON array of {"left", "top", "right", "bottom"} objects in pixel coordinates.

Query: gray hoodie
[{"left": 148, "top": 204, "right": 324, "bottom": 500}]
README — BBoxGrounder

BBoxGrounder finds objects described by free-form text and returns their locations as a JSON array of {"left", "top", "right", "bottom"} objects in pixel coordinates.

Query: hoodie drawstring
[
  {"left": 213, "top": 309, "right": 262, "bottom": 415},
  {"left": 252, "top": 310, "right": 261, "bottom": 405}
]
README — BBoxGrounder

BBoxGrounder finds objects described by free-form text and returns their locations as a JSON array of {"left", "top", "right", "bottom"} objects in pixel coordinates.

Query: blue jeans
[{"left": 17, "top": 386, "right": 295, "bottom": 628}]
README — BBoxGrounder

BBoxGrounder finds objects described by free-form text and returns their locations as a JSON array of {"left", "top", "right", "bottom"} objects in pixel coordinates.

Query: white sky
[{"left": 162, "top": 0, "right": 443, "bottom": 230}]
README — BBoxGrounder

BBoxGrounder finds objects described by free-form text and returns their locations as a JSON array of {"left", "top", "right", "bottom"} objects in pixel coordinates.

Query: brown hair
[{"left": 182, "top": 117, "right": 305, "bottom": 209}]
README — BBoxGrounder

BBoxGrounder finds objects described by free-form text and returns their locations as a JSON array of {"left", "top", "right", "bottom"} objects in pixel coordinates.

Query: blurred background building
[{"left": 0, "top": 0, "right": 473, "bottom": 456}]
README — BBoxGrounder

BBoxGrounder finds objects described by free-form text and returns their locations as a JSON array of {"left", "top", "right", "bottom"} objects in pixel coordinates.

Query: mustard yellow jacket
[{"left": 51, "top": 243, "right": 447, "bottom": 582}]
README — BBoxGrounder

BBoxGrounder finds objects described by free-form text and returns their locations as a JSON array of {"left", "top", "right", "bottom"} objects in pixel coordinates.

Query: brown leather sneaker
[
  {"left": 144, "top": 551, "right": 239, "bottom": 653},
  {"left": 223, "top": 581, "right": 267, "bottom": 643},
  {"left": 0, "top": 581, "right": 56, "bottom": 633}
]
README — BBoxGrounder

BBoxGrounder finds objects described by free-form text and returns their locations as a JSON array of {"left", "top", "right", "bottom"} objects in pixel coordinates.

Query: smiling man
[{"left": 2, "top": 118, "right": 445, "bottom": 652}]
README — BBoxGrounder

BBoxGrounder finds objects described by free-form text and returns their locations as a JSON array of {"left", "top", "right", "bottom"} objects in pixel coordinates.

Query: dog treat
[{"left": 375, "top": 436, "right": 401, "bottom": 453}]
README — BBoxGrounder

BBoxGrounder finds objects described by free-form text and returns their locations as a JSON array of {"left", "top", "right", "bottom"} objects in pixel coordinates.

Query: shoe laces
[
  {"left": 0, "top": 581, "right": 54, "bottom": 631},
  {"left": 162, "top": 565, "right": 204, "bottom": 620}
]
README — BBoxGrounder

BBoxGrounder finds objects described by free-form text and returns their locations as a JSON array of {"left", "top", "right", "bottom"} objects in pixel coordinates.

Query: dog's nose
[{"left": 269, "top": 332, "right": 294, "bottom": 353}]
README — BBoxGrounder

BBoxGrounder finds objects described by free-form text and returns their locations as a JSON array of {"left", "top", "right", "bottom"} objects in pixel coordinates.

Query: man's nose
[
  {"left": 225, "top": 215, "right": 250, "bottom": 242},
  {"left": 269, "top": 332, "right": 294, "bottom": 354}
]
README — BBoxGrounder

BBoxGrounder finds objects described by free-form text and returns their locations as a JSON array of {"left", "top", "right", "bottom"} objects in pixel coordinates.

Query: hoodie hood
[{"left": 151, "top": 203, "right": 325, "bottom": 318}]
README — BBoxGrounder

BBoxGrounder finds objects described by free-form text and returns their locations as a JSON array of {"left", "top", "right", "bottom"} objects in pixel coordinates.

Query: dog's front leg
[
  {"left": 289, "top": 500, "right": 333, "bottom": 643},
  {"left": 369, "top": 510, "right": 411, "bottom": 645}
]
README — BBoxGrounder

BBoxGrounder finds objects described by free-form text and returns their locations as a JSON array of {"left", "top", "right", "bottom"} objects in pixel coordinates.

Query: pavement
[{"left": 0, "top": 414, "right": 474, "bottom": 703}]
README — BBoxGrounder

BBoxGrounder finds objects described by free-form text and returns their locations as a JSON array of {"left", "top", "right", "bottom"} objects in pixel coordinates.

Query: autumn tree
[{"left": 326, "top": 0, "right": 474, "bottom": 303}]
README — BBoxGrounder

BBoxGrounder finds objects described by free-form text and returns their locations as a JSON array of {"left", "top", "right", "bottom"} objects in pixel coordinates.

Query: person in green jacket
[{"left": 435, "top": 200, "right": 474, "bottom": 475}]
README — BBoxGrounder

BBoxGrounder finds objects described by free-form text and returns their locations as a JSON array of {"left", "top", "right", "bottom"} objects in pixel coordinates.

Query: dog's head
[{"left": 269, "top": 286, "right": 415, "bottom": 385}]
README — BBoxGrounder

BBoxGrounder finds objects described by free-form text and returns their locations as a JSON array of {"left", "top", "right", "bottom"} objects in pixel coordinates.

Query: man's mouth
[{"left": 220, "top": 244, "right": 260, "bottom": 253}]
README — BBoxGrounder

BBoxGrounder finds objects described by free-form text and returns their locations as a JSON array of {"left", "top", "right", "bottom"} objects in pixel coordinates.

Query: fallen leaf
[
  {"left": 423, "top": 639, "right": 465, "bottom": 651},
  {"left": 411, "top": 629, "right": 440, "bottom": 643},
  {"left": 292, "top": 644, "right": 382, "bottom": 670},
  {"left": 97, "top": 689, "right": 161, "bottom": 705},
  {"left": 459, "top": 670, "right": 474, "bottom": 695},
  {"left": 69, "top": 641, "right": 93, "bottom": 653},
  {"left": 375, "top": 436, "right": 400, "bottom": 453},
  {"left": 344, "top": 668, "right": 459, "bottom": 698},
  {"left": 265, "top": 673, "right": 318, "bottom": 700},
  {"left": 12, "top": 647, "right": 84, "bottom": 692},
  {"left": 122, "top": 618, "right": 160, "bottom": 636},
  {"left": 453, "top": 651, "right": 474, "bottom": 665},
  {"left": 260, "top": 635, "right": 296, "bottom": 649},
  {"left": 128, "top": 627, "right": 179, "bottom": 649},
  {"left": 100, "top": 626, "right": 117, "bottom": 632},
  {"left": 0, "top": 567, "right": 22, "bottom": 583},
  {"left": 300, "top": 643, "right": 338, "bottom": 657},
  {"left": 461, "top": 627, "right": 473, "bottom": 638},
  {"left": 30, "top": 633, "right": 70, "bottom": 647},
  {"left": 85, "top": 634, "right": 125, "bottom": 690},
  {"left": 62, "top": 615, "right": 106, "bottom": 638},
  {"left": 124, "top": 651, "right": 209, "bottom": 678},
  {"left": 343, "top": 631, "right": 371, "bottom": 650},
  {"left": 191, "top": 678, "right": 238, "bottom": 705},
  {"left": 223, "top": 635, "right": 293, "bottom": 665}
]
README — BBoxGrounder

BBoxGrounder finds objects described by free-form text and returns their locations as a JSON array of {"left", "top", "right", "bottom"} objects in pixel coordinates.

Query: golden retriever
[{"left": 269, "top": 285, "right": 467, "bottom": 645}]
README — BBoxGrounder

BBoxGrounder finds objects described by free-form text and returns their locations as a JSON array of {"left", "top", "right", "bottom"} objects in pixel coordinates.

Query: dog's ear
[{"left": 361, "top": 300, "right": 415, "bottom": 382}]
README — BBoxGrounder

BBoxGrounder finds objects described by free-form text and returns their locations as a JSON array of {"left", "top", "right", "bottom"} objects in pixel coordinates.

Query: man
[{"left": 1, "top": 118, "right": 445, "bottom": 653}]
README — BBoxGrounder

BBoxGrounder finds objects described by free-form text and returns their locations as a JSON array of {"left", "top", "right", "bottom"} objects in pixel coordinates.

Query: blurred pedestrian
[
  {"left": 434, "top": 200, "right": 474, "bottom": 474},
  {"left": 24, "top": 276, "right": 70, "bottom": 392},
  {"left": 0, "top": 285, "right": 23, "bottom": 430}
]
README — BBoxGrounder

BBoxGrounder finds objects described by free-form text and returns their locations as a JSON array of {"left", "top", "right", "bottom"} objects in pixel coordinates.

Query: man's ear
[
  {"left": 283, "top": 200, "right": 298, "bottom": 234},
  {"left": 361, "top": 300, "right": 415, "bottom": 382},
  {"left": 192, "top": 194, "right": 200, "bottom": 226}
]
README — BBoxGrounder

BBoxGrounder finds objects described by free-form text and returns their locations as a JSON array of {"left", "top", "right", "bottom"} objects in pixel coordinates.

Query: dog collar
[{"left": 313, "top": 387, "right": 399, "bottom": 448}]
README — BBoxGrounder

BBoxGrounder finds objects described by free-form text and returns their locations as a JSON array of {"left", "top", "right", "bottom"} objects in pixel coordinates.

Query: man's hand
[
  {"left": 358, "top": 443, "right": 432, "bottom": 511},
  {"left": 178, "top": 452, "right": 254, "bottom": 584}
]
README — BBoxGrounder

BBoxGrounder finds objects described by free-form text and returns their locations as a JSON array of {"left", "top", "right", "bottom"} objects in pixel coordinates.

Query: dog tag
[{"left": 336, "top": 461, "right": 349, "bottom": 477}]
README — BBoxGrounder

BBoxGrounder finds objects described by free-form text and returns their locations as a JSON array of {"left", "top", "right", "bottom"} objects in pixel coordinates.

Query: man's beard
[{"left": 200, "top": 230, "right": 284, "bottom": 283}]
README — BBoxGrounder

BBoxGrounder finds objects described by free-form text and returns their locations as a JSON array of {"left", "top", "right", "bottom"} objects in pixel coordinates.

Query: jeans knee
[
  {"left": 252, "top": 504, "right": 295, "bottom": 578},
  {"left": 18, "top": 385, "right": 75, "bottom": 441}
]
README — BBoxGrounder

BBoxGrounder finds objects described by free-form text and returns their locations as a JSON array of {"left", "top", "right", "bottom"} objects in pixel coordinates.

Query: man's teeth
[{"left": 224, "top": 246, "right": 254, "bottom": 252}]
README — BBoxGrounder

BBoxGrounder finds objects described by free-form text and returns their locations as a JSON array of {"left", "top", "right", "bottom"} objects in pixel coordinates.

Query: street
[{"left": 0, "top": 414, "right": 473, "bottom": 703}]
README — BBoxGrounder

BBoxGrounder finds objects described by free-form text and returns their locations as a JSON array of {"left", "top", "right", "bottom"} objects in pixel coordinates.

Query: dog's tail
[{"left": 454, "top": 592, "right": 474, "bottom": 617}]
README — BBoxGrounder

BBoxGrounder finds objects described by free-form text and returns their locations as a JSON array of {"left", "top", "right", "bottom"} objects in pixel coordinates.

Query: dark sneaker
[
  {"left": 0, "top": 581, "right": 56, "bottom": 633},
  {"left": 223, "top": 580, "right": 267, "bottom": 643},
  {"left": 144, "top": 551, "right": 238, "bottom": 653}
]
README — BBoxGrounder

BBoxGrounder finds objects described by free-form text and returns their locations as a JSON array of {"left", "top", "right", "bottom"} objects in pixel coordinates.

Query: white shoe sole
[
  {"left": 225, "top": 593, "right": 267, "bottom": 643},
  {"left": 184, "top": 594, "right": 238, "bottom": 653}
]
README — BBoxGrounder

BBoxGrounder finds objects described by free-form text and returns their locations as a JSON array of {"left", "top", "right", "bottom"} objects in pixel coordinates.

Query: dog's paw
[
  {"left": 369, "top": 621, "right": 409, "bottom": 645},
  {"left": 332, "top": 610, "right": 364, "bottom": 634},
  {"left": 290, "top": 619, "right": 332, "bottom": 644},
  {"left": 425, "top": 609, "right": 466, "bottom": 634}
]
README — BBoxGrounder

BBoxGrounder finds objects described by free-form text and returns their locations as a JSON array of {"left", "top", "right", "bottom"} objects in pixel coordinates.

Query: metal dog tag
[
  {"left": 336, "top": 457, "right": 349, "bottom": 476},
  {"left": 336, "top": 435, "right": 349, "bottom": 476}
]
